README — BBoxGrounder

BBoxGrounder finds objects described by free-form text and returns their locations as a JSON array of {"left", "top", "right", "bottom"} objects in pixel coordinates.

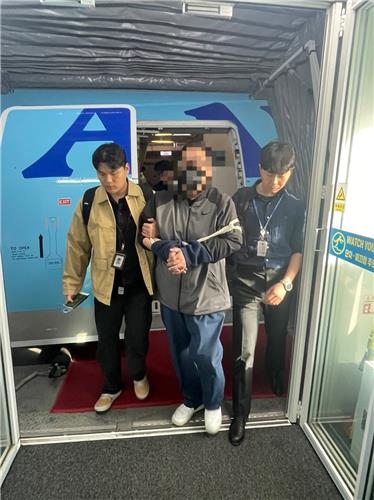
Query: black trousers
[
  {"left": 230, "top": 266, "right": 292, "bottom": 417},
  {"left": 94, "top": 286, "right": 152, "bottom": 393}
]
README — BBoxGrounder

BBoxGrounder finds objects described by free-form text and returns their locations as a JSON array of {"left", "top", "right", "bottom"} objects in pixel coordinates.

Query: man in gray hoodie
[{"left": 141, "top": 143, "right": 242, "bottom": 435}]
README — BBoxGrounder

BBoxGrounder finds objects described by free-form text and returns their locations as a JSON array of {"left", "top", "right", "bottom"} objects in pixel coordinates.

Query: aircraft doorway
[{"left": 10, "top": 121, "right": 290, "bottom": 441}]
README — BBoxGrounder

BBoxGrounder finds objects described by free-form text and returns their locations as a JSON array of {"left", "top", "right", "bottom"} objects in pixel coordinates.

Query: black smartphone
[{"left": 63, "top": 292, "right": 89, "bottom": 313}]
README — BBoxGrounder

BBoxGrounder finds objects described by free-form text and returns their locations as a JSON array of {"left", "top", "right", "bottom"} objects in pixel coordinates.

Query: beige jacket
[{"left": 63, "top": 181, "right": 154, "bottom": 305}]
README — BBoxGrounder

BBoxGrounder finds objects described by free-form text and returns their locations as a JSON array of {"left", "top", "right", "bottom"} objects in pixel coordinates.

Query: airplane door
[
  {"left": 0, "top": 253, "right": 21, "bottom": 485},
  {"left": 295, "top": 2, "right": 374, "bottom": 498}
]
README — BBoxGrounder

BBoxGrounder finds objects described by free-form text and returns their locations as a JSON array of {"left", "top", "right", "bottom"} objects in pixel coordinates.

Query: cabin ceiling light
[
  {"left": 182, "top": 1, "right": 233, "bottom": 19},
  {"left": 151, "top": 140, "right": 175, "bottom": 144},
  {"left": 40, "top": 0, "right": 95, "bottom": 7}
]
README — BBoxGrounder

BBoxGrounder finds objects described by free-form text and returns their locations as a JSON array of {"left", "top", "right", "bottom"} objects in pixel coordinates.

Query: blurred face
[
  {"left": 97, "top": 162, "right": 129, "bottom": 198},
  {"left": 259, "top": 166, "right": 293, "bottom": 196},
  {"left": 168, "top": 146, "right": 213, "bottom": 200},
  {"left": 142, "top": 164, "right": 161, "bottom": 187}
]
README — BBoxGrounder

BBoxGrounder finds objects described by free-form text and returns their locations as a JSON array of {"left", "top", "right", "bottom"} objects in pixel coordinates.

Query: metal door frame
[
  {"left": 295, "top": 1, "right": 374, "bottom": 498},
  {"left": 0, "top": 253, "right": 21, "bottom": 485}
]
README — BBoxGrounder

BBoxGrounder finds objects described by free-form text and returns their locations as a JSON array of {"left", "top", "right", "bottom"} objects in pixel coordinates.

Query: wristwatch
[{"left": 280, "top": 279, "right": 293, "bottom": 292}]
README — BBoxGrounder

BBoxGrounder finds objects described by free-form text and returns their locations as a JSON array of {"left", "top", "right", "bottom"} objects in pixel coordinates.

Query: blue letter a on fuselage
[{"left": 22, "top": 107, "right": 131, "bottom": 178}]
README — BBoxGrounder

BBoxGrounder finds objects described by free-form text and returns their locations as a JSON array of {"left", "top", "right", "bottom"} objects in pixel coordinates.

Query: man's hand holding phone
[{"left": 63, "top": 292, "right": 89, "bottom": 313}]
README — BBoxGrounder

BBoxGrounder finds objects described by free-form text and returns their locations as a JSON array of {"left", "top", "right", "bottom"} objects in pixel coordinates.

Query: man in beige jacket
[{"left": 63, "top": 143, "right": 154, "bottom": 413}]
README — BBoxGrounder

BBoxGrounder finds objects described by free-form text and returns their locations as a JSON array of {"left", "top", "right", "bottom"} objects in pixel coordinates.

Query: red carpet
[{"left": 51, "top": 325, "right": 292, "bottom": 413}]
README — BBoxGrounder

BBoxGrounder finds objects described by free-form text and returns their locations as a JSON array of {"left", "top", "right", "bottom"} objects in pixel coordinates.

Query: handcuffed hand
[{"left": 167, "top": 247, "right": 187, "bottom": 275}]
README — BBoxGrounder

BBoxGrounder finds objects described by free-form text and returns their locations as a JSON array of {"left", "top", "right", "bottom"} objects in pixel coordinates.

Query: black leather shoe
[
  {"left": 229, "top": 417, "right": 246, "bottom": 446},
  {"left": 271, "top": 373, "right": 284, "bottom": 396}
]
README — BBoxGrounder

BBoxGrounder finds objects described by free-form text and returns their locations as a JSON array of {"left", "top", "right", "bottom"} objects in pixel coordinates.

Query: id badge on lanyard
[
  {"left": 253, "top": 194, "right": 284, "bottom": 258},
  {"left": 257, "top": 240, "right": 268, "bottom": 257},
  {"left": 257, "top": 228, "right": 268, "bottom": 257},
  {"left": 112, "top": 241, "right": 126, "bottom": 271},
  {"left": 112, "top": 252, "right": 126, "bottom": 270}
]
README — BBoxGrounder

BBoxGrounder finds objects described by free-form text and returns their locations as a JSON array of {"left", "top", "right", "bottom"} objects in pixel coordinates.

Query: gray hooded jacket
[{"left": 141, "top": 187, "right": 242, "bottom": 315}]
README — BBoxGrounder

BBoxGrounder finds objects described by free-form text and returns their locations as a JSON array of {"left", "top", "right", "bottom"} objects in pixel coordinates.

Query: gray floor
[
  {"left": 13, "top": 363, "right": 286, "bottom": 439},
  {"left": 6, "top": 323, "right": 342, "bottom": 498},
  {"left": 2, "top": 425, "right": 342, "bottom": 500}
]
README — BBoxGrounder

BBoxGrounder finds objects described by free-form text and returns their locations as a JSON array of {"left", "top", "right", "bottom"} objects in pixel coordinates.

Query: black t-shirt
[
  {"left": 109, "top": 195, "right": 143, "bottom": 291},
  {"left": 153, "top": 180, "right": 167, "bottom": 191}
]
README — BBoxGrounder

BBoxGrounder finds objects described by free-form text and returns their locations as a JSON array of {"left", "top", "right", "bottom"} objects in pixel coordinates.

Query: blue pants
[{"left": 161, "top": 305, "right": 225, "bottom": 410}]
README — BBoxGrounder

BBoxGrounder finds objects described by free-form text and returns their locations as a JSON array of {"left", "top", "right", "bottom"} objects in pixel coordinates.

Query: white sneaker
[
  {"left": 205, "top": 407, "right": 222, "bottom": 435},
  {"left": 171, "top": 404, "right": 204, "bottom": 426}
]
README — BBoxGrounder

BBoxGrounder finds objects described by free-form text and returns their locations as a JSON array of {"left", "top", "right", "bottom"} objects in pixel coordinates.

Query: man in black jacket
[{"left": 228, "top": 141, "right": 305, "bottom": 446}]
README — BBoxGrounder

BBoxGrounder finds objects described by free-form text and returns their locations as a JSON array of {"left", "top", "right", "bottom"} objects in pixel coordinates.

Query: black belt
[{"left": 236, "top": 263, "right": 285, "bottom": 274}]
